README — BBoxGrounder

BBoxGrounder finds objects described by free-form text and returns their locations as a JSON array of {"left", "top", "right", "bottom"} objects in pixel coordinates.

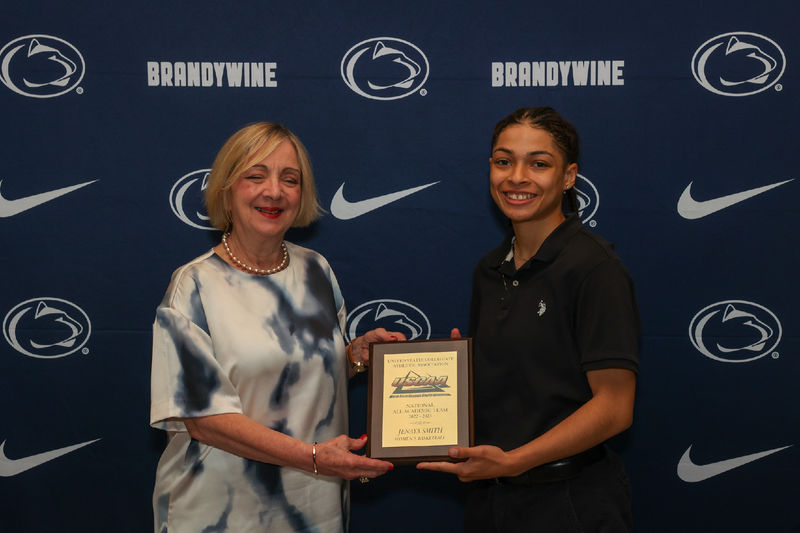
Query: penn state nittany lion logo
[
  {"left": 575, "top": 174, "right": 599, "bottom": 226},
  {"left": 0, "top": 35, "right": 85, "bottom": 98},
  {"left": 345, "top": 299, "right": 431, "bottom": 343},
  {"left": 689, "top": 300, "right": 782, "bottom": 362},
  {"left": 170, "top": 169, "right": 214, "bottom": 230},
  {"left": 3, "top": 298, "right": 92, "bottom": 359},
  {"left": 692, "top": 32, "right": 785, "bottom": 96},
  {"left": 341, "top": 37, "right": 429, "bottom": 100}
]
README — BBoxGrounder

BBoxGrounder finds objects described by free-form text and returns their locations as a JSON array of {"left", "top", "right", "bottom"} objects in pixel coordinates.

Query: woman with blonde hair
[{"left": 151, "top": 122, "right": 400, "bottom": 532}]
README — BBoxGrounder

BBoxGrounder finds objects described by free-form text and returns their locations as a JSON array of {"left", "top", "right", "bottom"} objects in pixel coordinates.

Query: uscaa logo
[
  {"left": 345, "top": 299, "right": 431, "bottom": 343},
  {"left": 170, "top": 169, "right": 214, "bottom": 230},
  {"left": 689, "top": 300, "right": 782, "bottom": 362},
  {"left": 0, "top": 35, "right": 85, "bottom": 98},
  {"left": 692, "top": 32, "right": 785, "bottom": 96},
  {"left": 3, "top": 298, "right": 92, "bottom": 359},
  {"left": 575, "top": 174, "right": 599, "bottom": 226},
  {"left": 341, "top": 37, "right": 429, "bottom": 100}
]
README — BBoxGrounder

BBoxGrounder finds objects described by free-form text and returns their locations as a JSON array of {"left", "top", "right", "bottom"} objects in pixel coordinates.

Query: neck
[
  {"left": 512, "top": 212, "right": 565, "bottom": 268},
  {"left": 229, "top": 229, "right": 283, "bottom": 266}
]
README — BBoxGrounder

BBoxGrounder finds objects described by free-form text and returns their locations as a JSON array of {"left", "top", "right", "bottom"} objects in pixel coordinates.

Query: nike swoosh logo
[
  {"left": 0, "top": 438, "right": 100, "bottom": 477},
  {"left": 330, "top": 181, "right": 439, "bottom": 220},
  {"left": 0, "top": 179, "right": 98, "bottom": 217},
  {"left": 677, "top": 444, "right": 792, "bottom": 482},
  {"left": 677, "top": 179, "right": 793, "bottom": 219}
]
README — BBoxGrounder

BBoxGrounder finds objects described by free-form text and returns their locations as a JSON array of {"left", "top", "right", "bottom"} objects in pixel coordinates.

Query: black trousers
[{"left": 464, "top": 451, "right": 633, "bottom": 533}]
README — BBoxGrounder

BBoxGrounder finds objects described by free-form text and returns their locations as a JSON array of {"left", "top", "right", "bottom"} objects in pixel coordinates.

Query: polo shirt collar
[{"left": 489, "top": 214, "right": 583, "bottom": 273}]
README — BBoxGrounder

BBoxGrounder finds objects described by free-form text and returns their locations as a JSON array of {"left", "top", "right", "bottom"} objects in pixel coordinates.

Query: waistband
[{"left": 485, "top": 445, "right": 606, "bottom": 486}]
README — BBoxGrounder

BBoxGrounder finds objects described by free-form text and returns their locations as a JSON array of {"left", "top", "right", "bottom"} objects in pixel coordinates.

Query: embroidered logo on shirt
[{"left": 537, "top": 300, "right": 546, "bottom": 316}]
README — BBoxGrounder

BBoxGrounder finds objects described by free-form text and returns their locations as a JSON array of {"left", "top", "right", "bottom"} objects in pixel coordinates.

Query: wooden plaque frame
[{"left": 366, "top": 338, "right": 473, "bottom": 464}]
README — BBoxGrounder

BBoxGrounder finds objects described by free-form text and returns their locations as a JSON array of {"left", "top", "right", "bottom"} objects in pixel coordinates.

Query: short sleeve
[
  {"left": 150, "top": 284, "right": 243, "bottom": 432},
  {"left": 575, "top": 258, "right": 641, "bottom": 373}
]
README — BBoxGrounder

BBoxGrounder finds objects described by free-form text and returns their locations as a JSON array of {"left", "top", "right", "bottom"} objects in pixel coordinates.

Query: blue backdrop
[{"left": 1, "top": 1, "right": 797, "bottom": 531}]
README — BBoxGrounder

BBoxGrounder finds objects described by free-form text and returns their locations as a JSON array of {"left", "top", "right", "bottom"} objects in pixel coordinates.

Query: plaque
[{"left": 366, "top": 338, "right": 473, "bottom": 464}]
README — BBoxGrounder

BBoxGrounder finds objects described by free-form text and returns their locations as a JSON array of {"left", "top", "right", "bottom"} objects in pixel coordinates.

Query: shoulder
[
  {"left": 285, "top": 241, "right": 338, "bottom": 282},
  {"left": 286, "top": 241, "right": 332, "bottom": 269},
  {"left": 549, "top": 226, "right": 636, "bottom": 297},
  {"left": 285, "top": 241, "right": 342, "bottom": 291},
  {"left": 285, "top": 242, "right": 344, "bottom": 312},
  {"left": 567, "top": 224, "right": 616, "bottom": 258},
  {"left": 160, "top": 250, "right": 218, "bottom": 308},
  {"left": 561, "top": 226, "right": 625, "bottom": 272}
]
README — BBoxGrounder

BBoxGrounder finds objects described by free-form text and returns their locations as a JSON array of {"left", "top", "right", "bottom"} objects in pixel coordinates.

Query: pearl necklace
[{"left": 222, "top": 233, "right": 288, "bottom": 275}]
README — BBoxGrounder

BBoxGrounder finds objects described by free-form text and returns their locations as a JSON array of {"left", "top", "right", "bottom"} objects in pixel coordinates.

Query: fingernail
[
  {"left": 360, "top": 434, "right": 367, "bottom": 440},
  {"left": 388, "top": 464, "right": 394, "bottom": 470},
  {"left": 390, "top": 335, "right": 398, "bottom": 340}
]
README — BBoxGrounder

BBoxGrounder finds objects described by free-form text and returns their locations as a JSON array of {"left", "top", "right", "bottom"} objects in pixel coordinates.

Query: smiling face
[
  {"left": 489, "top": 123, "right": 577, "bottom": 229},
  {"left": 228, "top": 140, "right": 302, "bottom": 242}
]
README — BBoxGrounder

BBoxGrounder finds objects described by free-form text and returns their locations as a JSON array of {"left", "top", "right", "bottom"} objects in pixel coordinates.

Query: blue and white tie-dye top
[{"left": 150, "top": 243, "right": 349, "bottom": 533}]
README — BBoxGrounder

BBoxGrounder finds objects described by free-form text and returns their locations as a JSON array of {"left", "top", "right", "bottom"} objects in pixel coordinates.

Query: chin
[{"left": 501, "top": 208, "right": 538, "bottom": 222}]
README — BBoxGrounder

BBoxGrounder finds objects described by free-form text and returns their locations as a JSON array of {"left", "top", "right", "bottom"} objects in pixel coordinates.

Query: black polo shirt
[{"left": 468, "top": 214, "right": 640, "bottom": 452}]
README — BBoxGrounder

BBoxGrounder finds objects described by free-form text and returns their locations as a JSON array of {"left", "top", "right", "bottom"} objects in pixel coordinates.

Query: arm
[
  {"left": 183, "top": 412, "right": 393, "bottom": 480},
  {"left": 417, "top": 367, "right": 636, "bottom": 481},
  {"left": 179, "top": 322, "right": 405, "bottom": 477}
]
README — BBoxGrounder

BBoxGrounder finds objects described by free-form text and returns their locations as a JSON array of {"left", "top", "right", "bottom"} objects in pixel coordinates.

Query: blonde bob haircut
[{"left": 205, "top": 122, "right": 321, "bottom": 231}]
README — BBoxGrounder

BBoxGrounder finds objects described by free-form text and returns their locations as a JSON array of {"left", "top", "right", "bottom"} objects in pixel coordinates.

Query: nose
[
  {"left": 508, "top": 163, "right": 529, "bottom": 184},
  {"left": 260, "top": 176, "right": 281, "bottom": 198}
]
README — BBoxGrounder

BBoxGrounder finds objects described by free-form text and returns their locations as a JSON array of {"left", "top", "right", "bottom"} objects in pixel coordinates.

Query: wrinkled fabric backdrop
[{"left": 1, "top": 1, "right": 797, "bottom": 531}]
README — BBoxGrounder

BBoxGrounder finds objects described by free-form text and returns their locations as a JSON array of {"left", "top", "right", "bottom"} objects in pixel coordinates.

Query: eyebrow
[
  {"left": 492, "top": 147, "right": 554, "bottom": 157},
  {"left": 245, "top": 163, "right": 300, "bottom": 173}
]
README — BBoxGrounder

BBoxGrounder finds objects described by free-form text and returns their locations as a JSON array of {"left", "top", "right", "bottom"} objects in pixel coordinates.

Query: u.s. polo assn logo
[
  {"left": 0, "top": 35, "right": 85, "bottom": 98},
  {"left": 692, "top": 32, "right": 785, "bottom": 96},
  {"left": 170, "top": 169, "right": 214, "bottom": 230},
  {"left": 341, "top": 37, "right": 429, "bottom": 100},
  {"left": 3, "top": 298, "right": 92, "bottom": 359},
  {"left": 689, "top": 300, "right": 782, "bottom": 362}
]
